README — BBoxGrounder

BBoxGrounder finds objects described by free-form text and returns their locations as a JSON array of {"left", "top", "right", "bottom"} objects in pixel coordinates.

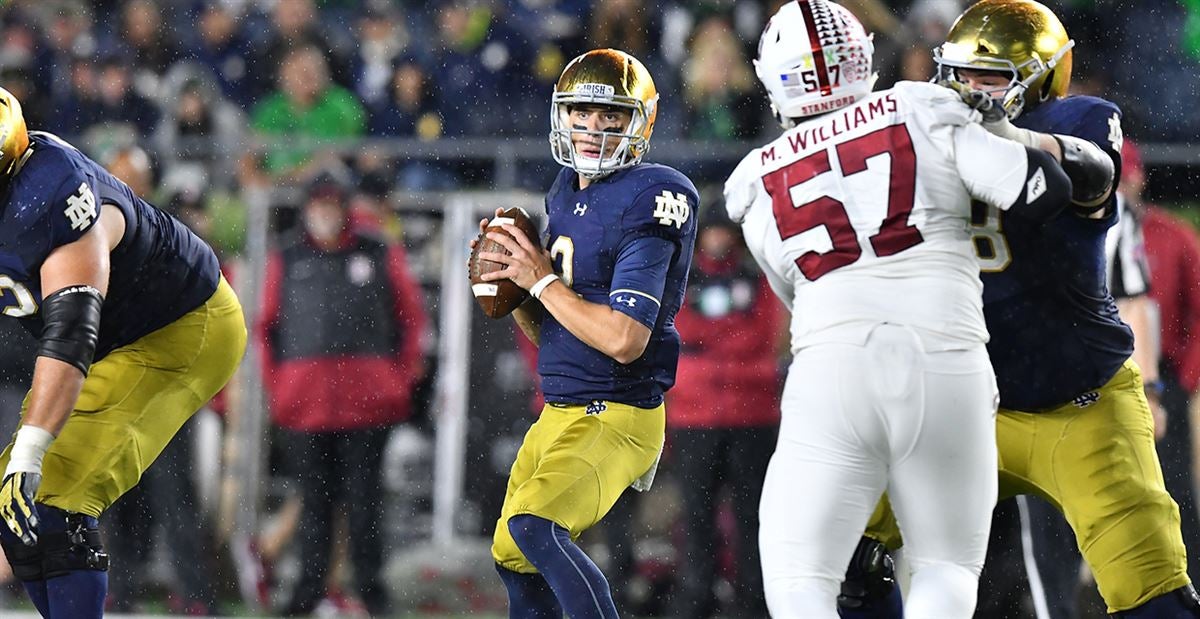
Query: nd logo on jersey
[
  {"left": 65, "top": 182, "right": 97, "bottom": 231},
  {"left": 653, "top": 190, "right": 690, "bottom": 229}
]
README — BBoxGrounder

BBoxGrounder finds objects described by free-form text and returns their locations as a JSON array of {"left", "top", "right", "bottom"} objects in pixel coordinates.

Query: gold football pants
[
  {"left": 492, "top": 401, "right": 665, "bottom": 574},
  {"left": 0, "top": 277, "right": 246, "bottom": 518},
  {"left": 866, "top": 360, "right": 1189, "bottom": 611}
]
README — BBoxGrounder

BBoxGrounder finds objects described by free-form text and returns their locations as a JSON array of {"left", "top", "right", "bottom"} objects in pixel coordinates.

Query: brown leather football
[{"left": 469, "top": 207, "right": 540, "bottom": 319}]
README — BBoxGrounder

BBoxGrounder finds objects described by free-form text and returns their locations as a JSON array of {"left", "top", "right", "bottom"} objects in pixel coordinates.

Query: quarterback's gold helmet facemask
[
  {"left": 934, "top": 0, "right": 1074, "bottom": 119},
  {"left": 0, "top": 87, "right": 29, "bottom": 181},
  {"left": 550, "top": 49, "right": 658, "bottom": 179}
]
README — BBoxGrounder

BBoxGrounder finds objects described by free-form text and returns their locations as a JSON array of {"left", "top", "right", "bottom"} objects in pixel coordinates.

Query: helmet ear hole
[{"left": 1039, "top": 69, "right": 1056, "bottom": 101}]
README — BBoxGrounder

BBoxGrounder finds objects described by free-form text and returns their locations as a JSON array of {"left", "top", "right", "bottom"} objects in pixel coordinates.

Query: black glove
[{"left": 0, "top": 471, "right": 41, "bottom": 546}]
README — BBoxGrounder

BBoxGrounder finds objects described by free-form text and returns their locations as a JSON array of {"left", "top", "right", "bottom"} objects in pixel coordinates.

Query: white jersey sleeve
[
  {"left": 725, "top": 150, "right": 795, "bottom": 304},
  {"left": 953, "top": 123, "right": 1030, "bottom": 211}
]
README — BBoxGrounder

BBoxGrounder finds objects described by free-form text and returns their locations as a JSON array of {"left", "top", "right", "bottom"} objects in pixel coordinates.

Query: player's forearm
[
  {"left": 537, "top": 281, "right": 649, "bottom": 364},
  {"left": 512, "top": 298, "right": 543, "bottom": 345},
  {"left": 1117, "top": 297, "right": 1160, "bottom": 384},
  {"left": 21, "top": 356, "right": 87, "bottom": 436}
]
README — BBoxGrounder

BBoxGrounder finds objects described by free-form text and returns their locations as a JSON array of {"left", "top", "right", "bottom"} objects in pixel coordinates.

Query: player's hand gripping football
[
  {"left": 939, "top": 79, "right": 1007, "bottom": 124},
  {"left": 0, "top": 470, "right": 41, "bottom": 546},
  {"left": 477, "top": 217, "right": 555, "bottom": 291}
]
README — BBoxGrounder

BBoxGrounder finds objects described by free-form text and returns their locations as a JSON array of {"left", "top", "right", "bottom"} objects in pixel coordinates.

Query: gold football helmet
[
  {"left": 0, "top": 87, "right": 29, "bottom": 180},
  {"left": 550, "top": 49, "right": 658, "bottom": 179},
  {"left": 934, "top": 0, "right": 1074, "bottom": 119}
]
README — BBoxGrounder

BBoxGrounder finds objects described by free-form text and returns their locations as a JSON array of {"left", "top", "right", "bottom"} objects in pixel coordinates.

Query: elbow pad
[
  {"left": 1007, "top": 147, "right": 1072, "bottom": 223},
  {"left": 1053, "top": 134, "right": 1115, "bottom": 208},
  {"left": 38, "top": 285, "right": 104, "bottom": 375}
]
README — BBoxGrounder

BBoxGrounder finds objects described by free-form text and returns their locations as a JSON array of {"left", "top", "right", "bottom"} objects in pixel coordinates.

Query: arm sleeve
[
  {"left": 609, "top": 235, "right": 676, "bottom": 328},
  {"left": 46, "top": 171, "right": 101, "bottom": 249},
  {"left": 611, "top": 181, "right": 699, "bottom": 328}
]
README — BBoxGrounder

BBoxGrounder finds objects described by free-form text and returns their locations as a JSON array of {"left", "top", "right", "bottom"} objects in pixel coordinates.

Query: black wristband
[{"left": 38, "top": 285, "right": 104, "bottom": 375}]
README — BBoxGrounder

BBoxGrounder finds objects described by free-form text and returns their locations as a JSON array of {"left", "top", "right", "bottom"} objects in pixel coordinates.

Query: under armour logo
[
  {"left": 615, "top": 296, "right": 636, "bottom": 307},
  {"left": 574, "top": 202, "right": 588, "bottom": 216},
  {"left": 1072, "top": 391, "right": 1100, "bottom": 408},
  {"left": 585, "top": 400, "right": 607, "bottom": 415}
]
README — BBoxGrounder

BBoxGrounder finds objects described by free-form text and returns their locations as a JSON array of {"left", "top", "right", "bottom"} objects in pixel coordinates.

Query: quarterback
[
  {"left": 475, "top": 49, "right": 698, "bottom": 618},
  {"left": 849, "top": 1, "right": 1200, "bottom": 617},
  {"left": 0, "top": 88, "right": 245, "bottom": 618},
  {"left": 723, "top": 1, "right": 1076, "bottom": 616}
]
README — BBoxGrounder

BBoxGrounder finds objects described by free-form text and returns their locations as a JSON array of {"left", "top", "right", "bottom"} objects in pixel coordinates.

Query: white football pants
[{"left": 759, "top": 324, "right": 998, "bottom": 618}]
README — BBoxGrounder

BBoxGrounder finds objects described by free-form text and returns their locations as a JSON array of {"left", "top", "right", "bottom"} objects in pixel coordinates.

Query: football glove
[
  {"left": 0, "top": 471, "right": 41, "bottom": 546},
  {"left": 1, "top": 425, "right": 54, "bottom": 546}
]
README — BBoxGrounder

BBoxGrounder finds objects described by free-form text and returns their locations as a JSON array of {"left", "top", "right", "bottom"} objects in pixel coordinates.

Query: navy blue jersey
[
  {"left": 0, "top": 132, "right": 221, "bottom": 360},
  {"left": 538, "top": 163, "right": 699, "bottom": 407},
  {"left": 980, "top": 96, "right": 1132, "bottom": 410}
]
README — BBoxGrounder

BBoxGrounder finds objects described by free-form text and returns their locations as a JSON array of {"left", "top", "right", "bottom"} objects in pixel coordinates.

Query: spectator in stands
[
  {"left": 429, "top": 0, "right": 537, "bottom": 137},
  {"left": 257, "top": 176, "right": 428, "bottom": 616},
  {"left": 111, "top": 0, "right": 181, "bottom": 80},
  {"left": 38, "top": 0, "right": 97, "bottom": 109},
  {"left": 667, "top": 207, "right": 784, "bottom": 619},
  {"left": 368, "top": 57, "right": 441, "bottom": 140},
  {"left": 681, "top": 16, "right": 758, "bottom": 140},
  {"left": 897, "top": 0, "right": 964, "bottom": 81},
  {"left": 85, "top": 50, "right": 160, "bottom": 135},
  {"left": 190, "top": 0, "right": 259, "bottom": 107},
  {"left": 1123, "top": 139, "right": 1200, "bottom": 584},
  {"left": 353, "top": 5, "right": 416, "bottom": 109},
  {"left": 252, "top": 0, "right": 355, "bottom": 94},
  {"left": 154, "top": 63, "right": 246, "bottom": 191},
  {"left": 250, "top": 44, "right": 366, "bottom": 181}
]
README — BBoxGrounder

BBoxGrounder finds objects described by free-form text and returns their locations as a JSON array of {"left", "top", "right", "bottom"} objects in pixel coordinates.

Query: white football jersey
[{"left": 726, "top": 81, "right": 1035, "bottom": 352}]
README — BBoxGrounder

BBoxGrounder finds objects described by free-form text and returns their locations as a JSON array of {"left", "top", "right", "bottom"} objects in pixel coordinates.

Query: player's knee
[
  {"left": 1114, "top": 584, "right": 1200, "bottom": 617},
  {"left": 39, "top": 507, "right": 109, "bottom": 578},
  {"left": 838, "top": 536, "right": 898, "bottom": 609}
]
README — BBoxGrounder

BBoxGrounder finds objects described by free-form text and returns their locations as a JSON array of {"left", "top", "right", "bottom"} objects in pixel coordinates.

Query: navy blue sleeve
[
  {"left": 609, "top": 181, "right": 698, "bottom": 327},
  {"left": 45, "top": 168, "right": 100, "bottom": 250},
  {"left": 609, "top": 235, "right": 676, "bottom": 327}
]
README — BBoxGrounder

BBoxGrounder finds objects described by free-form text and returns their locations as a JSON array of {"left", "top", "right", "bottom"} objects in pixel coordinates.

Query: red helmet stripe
[{"left": 796, "top": 0, "right": 833, "bottom": 96}]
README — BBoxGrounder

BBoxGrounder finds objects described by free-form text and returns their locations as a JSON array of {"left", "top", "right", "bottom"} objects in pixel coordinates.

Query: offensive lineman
[
  {"left": 724, "top": 1, "right": 1078, "bottom": 616},
  {"left": 0, "top": 87, "right": 245, "bottom": 618}
]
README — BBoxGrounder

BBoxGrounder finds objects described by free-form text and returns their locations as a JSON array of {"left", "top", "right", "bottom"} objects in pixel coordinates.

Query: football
[{"left": 469, "top": 207, "right": 540, "bottom": 319}]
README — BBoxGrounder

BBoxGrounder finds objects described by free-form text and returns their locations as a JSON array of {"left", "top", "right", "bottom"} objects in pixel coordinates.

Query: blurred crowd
[
  {"left": 0, "top": 0, "right": 1194, "bottom": 216},
  {"left": 0, "top": 0, "right": 1197, "bottom": 616}
]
